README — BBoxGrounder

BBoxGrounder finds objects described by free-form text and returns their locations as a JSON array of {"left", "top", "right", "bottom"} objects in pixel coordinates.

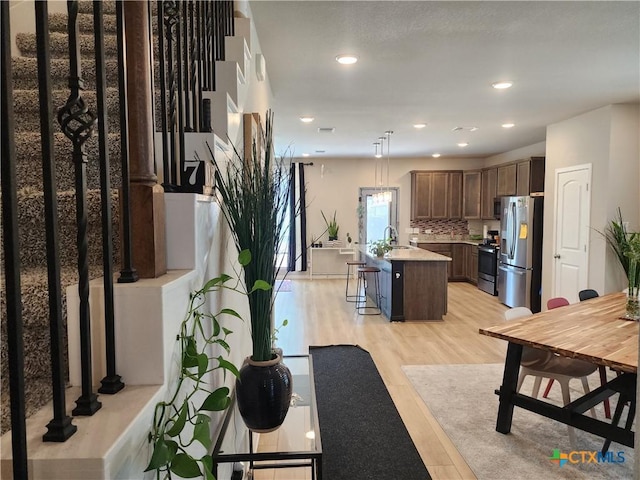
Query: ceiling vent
[{"left": 317, "top": 127, "right": 335, "bottom": 133}]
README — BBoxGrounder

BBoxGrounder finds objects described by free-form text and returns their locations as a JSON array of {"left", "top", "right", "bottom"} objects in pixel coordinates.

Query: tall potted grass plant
[{"left": 208, "top": 111, "right": 293, "bottom": 431}]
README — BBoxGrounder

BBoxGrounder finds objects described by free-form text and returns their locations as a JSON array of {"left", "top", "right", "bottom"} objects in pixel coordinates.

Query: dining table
[{"left": 479, "top": 292, "right": 637, "bottom": 450}]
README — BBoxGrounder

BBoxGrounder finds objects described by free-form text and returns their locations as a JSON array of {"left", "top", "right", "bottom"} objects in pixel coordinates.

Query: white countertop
[{"left": 361, "top": 245, "right": 451, "bottom": 262}]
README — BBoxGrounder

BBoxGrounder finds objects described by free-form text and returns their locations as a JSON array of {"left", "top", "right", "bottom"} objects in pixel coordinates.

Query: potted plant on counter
[
  {"left": 209, "top": 111, "right": 293, "bottom": 432},
  {"left": 321, "top": 210, "right": 339, "bottom": 241},
  {"left": 369, "top": 239, "right": 392, "bottom": 257}
]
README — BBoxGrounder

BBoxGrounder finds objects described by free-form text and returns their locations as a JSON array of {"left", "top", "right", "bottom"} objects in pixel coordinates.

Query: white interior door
[{"left": 553, "top": 165, "right": 591, "bottom": 303}]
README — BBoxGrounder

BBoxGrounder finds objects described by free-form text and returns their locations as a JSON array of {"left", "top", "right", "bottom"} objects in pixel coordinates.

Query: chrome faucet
[{"left": 383, "top": 225, "right": 399, "bottom": 246}]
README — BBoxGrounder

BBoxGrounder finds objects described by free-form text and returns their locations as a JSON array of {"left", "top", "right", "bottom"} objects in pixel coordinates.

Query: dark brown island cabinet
[{"left": 361, "top": 247, "right": 450, "bottom": 321}]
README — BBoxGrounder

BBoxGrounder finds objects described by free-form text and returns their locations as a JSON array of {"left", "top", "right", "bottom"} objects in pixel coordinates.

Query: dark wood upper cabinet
[
  {"left": 431, "top": 172, "right": 450, "bottom": 219},
  {"left": 497, "top": 163, "right": 517, "bottom": 196},
  {"left": 463, "top": 170, "right": 481, "bottom": 219},
  {"left": 411, "top": 171, "right": 433, "bottom": 219},
  {"left": 448, "top": 171, "right": 463, "bottom": 219},
  {"left": 481, "top": 167, "right": 497, "bottom": 219}
]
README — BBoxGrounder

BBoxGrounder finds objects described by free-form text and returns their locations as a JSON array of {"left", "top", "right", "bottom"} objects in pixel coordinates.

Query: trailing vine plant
[{"left": 145, "top": 250, "right": 271, "bottom": 479}]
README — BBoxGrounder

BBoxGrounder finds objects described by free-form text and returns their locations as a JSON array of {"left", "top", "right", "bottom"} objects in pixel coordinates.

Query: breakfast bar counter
[{"left": 361, "top": 245, "right": 450, "bottom": 321}]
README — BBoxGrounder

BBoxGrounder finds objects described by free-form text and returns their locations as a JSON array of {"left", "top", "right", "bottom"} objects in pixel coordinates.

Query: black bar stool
[
  {"left": 345, "top": 260, "right": 366, "bottom": 302},
  {"left": 356, "top": 266, "right": 381, "bottom": 315}
]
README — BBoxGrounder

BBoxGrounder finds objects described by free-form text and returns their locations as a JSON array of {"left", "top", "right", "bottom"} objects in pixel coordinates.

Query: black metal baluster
[
  {"left": 164, "top": 1, "right": 180, "bottom": 188},
  {"left": 93, "top": 0, "right": 124, "bottom": 395},
  {"left": 33, "top": 1, "right": 77, "bottom": 442},
  {"left": 196, "top": 0, "right": 204, "bottom": 130},
  {"left": 175, "top": 0, "right": 187, "bottom": 188},
  {"left": 228, "top": 0, "right": 234, "bottom": 36},
  {"left": 182, "top": 1, "right": 193, "bottom": 132},
  {"left": 188, "top": 0, "right": 198, "bottom": 131},
  {"left": 115, "top": 0, "right": 138, "bottom": 283},
  {"left": 206, "top": 1, "right": 215, "bottom": 91},
  {"left": 1, "top": 2, "right": 29, "bottom": 474},
  {"left": 157, "top": 2, "right": 174, "bottom": 190},
  {"left": 57, "top": 0, "right": 101, "bottom": 416}
]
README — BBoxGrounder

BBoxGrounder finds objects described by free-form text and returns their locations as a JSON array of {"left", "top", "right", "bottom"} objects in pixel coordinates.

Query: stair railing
[
  {"left": 1, "top": 2, "right": 29, "bottom": 476},
  {"left": 155, "top": 0, "right": 235, "bottom": 191}
]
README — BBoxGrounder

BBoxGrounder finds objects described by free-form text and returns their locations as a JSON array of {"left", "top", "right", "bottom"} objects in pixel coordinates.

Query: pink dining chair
[
  {"left": 541, "top": 297, "right": 571, "bottom": 399},
  {"left": 541, "top": 295, "right": 611, "bottom": 418}
]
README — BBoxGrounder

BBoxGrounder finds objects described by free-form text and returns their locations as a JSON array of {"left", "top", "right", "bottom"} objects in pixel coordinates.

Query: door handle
[{"left": 553, "top": 254, "right": 561, "bottom": 259}]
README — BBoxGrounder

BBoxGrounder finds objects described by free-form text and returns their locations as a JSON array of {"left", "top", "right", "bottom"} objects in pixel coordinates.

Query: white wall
[
  {"left": 543, "top": 103, "right": 640, "bottom": 305},
  {"left": 484, "top": 141, "right": 546, "bottom": 167}
]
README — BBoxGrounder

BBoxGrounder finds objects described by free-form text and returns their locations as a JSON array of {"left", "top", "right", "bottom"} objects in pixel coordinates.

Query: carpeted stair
[{"left": 1, "top": 1, "right": 122, "bottom": 434}]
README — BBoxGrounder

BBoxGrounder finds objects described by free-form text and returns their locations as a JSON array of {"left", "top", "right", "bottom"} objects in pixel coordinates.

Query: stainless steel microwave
[{"left": 493, "top": 197, "right": 502, "bottom": 219}]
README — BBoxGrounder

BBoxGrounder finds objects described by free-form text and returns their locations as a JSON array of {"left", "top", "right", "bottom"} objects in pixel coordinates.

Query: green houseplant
[
  {"left": 145, "top": 259, "right": 252, "bottom": 479},
  {"left": 601, "top": 208, "right": 640, "bottom": 319},
  {"left": 321, "top": 210, "right": 339, "bottom": 240},
  {"left": 208, "top": 111, "right": 293, "bottom": 431},
  {"left": 369, "top": 239, "right": 392, "bottom": 257}
]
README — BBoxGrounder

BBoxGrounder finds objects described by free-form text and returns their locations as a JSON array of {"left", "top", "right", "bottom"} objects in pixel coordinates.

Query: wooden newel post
[{"left": 123, "top": 0, "right": 166, "bottom": 278}]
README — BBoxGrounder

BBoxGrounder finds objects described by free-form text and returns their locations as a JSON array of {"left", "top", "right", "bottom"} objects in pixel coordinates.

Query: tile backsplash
[{"left": 410, "top": 218, "right": 469, "bottom": 235}]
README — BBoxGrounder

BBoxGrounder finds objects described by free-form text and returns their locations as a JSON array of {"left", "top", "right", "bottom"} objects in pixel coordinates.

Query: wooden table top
[{"left": 479, "top": 292, "right": 638, "bottom": 373}]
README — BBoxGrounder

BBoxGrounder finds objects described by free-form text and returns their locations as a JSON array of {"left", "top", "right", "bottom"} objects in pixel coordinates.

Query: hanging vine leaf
[
  {"left": 170, "top": 453, "right": 202, "bottom": 478},
  {"left": 218, "top": 357, "right": 240, "bottom": 378},
  {"left": 144, "top": 438, "right": 171, "bottom": 471},
  {"left": 193, "top": 414, "right": 212, "bottom": 450},
  {"left": 166, "top": 400, "right": 189, "bottom": 437},
  {"left": 250, "top": 279, "right": 272, "bottom": 292},
  {"left": 201, "top": 455, "right": 215, "bottom": 480},
  {"left": 238, "top": 249, "right": 251, "bottom": 266},
  {"left": 201, "top": 387, "right": 231, "bottom": 411},
  {"left": 197, "top": 353, "right": 208, "bottom": 379}
]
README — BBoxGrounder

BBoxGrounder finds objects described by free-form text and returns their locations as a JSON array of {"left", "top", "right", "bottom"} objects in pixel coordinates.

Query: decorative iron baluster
[
  {"left": 34, "top": 1, "right": 77, "bottom": 442},
  {"left": 164, "top": 1, "right": 180, "bottom": 189},
  {"left": 225, "top": 0, "right": 234, "bottom": 37},
  {"left": 115, "top": 0, "right": 138, "bottom": 283},
  {"left": 1, "top": 2, "right": 29, "bottom": 474},
  {"left": 93, "top": 0, "right": 124, "bottom": 394},
  {"left": 57, "top": 0, "right": 101, "bottom": 416},
  {"left": 188, "top": 0, "right": 198, "bottom": 131}
]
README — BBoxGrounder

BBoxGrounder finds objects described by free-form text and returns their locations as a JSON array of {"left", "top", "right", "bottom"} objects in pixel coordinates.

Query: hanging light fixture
[
  {"left": 371, "top": 132, "right": 393, "bottom": 205},
  {"left": 381, "top": 130, "right": 393, "bottom": 204}
]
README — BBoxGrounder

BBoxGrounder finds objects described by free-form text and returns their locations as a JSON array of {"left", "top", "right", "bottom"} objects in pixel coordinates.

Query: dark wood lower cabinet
[
  {"left": 363, "top": 253, "right": 448, "bottom": 320},
  {"left": 414, "top": 242, "right": 479, "bottom": 284}
]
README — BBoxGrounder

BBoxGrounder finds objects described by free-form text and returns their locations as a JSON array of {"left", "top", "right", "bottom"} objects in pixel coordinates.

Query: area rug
[
  {"left": 402, "top": 363, "right": 634, "bottom": 480},
  {"left": 311, "top": 345, "right": 431, "bottom": 479}
]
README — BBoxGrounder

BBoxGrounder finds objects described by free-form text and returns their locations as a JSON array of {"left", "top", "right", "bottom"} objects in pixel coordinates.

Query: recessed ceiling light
[
  {"left": 469, "top": 126, "right": 479, "bottom": 132},
  {"left": 457, "top": 142, "right": 469, "bottom": 147},
  {"left": 492, "top": 81, "right": 513, "bottom": 89},
  {"left": 502, "top": 123, "right": 515, "bottom": 129},
  {"left": 336, "top": 54, "right": 358, "bottom": 65},
  {"left": 315, "top": 150, "right": 326, "bottom": 154},
  {"left": 413, "top": 123, "right": 427, "bottom": 129},
  {"left": 299, "top": 116, "right": 314, "bottom": 123},
  {"left": 302, "top": 153, "right": 310, "bottom": 157},
  {"left": 432, "top": 153, "right": 441, "bottom": 158}
]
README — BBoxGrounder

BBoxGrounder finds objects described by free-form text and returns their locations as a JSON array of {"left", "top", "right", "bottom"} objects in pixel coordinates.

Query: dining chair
[
  {"left": 546, "top": 296, "right": 570, "bottom": 309},
  {"left": 504, "top": 306, "right": 597, "bottom": 446},
  {"left": 540, "top": 297, "right": 572, "bottom": 400},
  {"left": 578, "top": 289, "right": 599, "bottom": 301}
]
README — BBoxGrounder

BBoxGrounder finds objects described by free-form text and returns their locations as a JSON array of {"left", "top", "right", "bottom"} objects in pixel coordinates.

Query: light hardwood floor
[{"left": 255, "top": 278, "right": 511, "bottom": 480}]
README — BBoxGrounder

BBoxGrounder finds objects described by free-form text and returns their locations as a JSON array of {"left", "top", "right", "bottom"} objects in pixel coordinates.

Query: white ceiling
[{"left": 248, "top": 0, "right": 640, "bottom": 160}]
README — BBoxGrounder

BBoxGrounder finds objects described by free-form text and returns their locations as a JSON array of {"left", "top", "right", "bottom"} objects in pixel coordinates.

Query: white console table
[{"left": 309, "top": 247, "right": 357, "bottom": 278}]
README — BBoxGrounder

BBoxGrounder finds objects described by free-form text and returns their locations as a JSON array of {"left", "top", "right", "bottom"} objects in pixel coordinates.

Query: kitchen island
[{"left": 361, "top": 245, "right": 450, "bottom": 321}]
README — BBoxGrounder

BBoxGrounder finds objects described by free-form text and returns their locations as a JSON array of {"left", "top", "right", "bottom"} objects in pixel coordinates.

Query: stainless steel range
[{"left": 477, "top": 244, "right": 499, "bottom": 296}]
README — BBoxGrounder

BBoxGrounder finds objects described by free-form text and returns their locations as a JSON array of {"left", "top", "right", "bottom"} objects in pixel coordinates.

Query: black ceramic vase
[{"left": 236, "top": 354, "right": 293, "bottom": 432}]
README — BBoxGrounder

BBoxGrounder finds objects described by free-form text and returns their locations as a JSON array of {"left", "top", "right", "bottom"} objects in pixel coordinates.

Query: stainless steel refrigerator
[{"left": 498, "top": 195, "right": 544, "bottom": 313}]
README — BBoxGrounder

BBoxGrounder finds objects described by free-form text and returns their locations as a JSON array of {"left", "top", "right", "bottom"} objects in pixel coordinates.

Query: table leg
[
  {"left": 316, "top": 457, "right": 322, "bottom": 480},
  {"left": 496, "top": 342, "right": 522, "bottom": 434}
]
